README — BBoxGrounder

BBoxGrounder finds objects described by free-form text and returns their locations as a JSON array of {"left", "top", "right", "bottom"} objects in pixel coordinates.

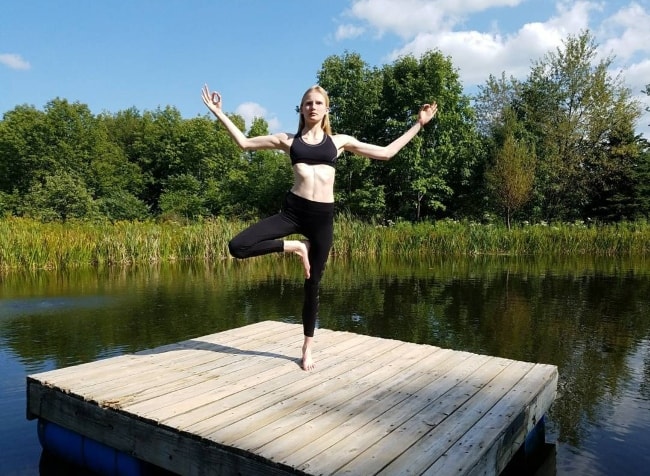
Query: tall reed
[
  {"left": 332, "top": 217, "right": 650, "bottom": 258},
  {"left": 1, "top": 217, "right": 648, "bottom": 272}
]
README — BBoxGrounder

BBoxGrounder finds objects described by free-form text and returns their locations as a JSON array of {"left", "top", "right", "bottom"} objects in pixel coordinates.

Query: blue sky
[{"left": 2, "top": 0, "right": 649, "bottom": 137}]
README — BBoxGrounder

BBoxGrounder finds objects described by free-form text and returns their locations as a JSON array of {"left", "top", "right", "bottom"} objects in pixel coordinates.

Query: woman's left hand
[{"left": 418, "top": 102, "right": 438, "bottom": 126}]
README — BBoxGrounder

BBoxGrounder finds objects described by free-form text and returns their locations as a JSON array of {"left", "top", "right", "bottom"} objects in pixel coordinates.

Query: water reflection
[{"left": 1, "top": 255, "right": 649, "bottom": 474}]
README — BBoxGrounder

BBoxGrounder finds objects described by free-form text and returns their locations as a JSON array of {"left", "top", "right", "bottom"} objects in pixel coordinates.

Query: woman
[{"left": 201, "top": 84, "right": 437, "bottom": 370}]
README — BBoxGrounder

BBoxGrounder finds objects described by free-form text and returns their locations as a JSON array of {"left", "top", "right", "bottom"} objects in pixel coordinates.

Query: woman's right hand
[{"left": 201, "top": 84, "right": 222, "bottom": 115}]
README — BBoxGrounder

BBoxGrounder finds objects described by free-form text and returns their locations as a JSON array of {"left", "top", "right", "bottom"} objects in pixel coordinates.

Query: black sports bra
[{"left": 290, "top": 135, "right": 338, "bottom": 168}]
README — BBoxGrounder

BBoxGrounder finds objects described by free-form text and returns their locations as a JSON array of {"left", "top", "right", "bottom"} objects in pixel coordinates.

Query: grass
[{"left": 1, "top": 216, "right": 648, "bottom": 271}]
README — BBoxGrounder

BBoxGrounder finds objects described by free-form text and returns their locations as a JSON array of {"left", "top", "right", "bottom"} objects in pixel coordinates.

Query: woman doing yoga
[{"left": 201, "top": 83, "right": 437, "bottom": 370}]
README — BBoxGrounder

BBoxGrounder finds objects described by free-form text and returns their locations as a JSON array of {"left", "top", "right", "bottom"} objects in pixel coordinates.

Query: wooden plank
[
  {"left": 138, "top": 332, "right": 377, "bottom": 427},
  {"left": 212, "top": 340, "right": 437, "bottom": 449},
  {"left": 30, "top": 320, "right": 290, "bottom": 391},
  {"left": 375, "top": 360, "right": 541, "bottom": 476},
  {"left": 463, "top": 364, "right": 558, "bottom": 476},
  {"left": 255, "top": 347, "right": 465, "bottom": 465},
  {"left": 78, "top": 328, "right": 302, "bottom": 406},
  {"left": 258, "top": 350, "right": 475, "bottom": 470},
  {"left": 124, "top": 329, "right": 365, "bottom": 418},
  {"left": 180, "top": 335, "right": 408, "bottom": 437},
  {"left": 27, "top": 321, "right": 558, "bottom": 476},
  {"left": 300, "top": 353, "right": 502, "bottom": 475}
]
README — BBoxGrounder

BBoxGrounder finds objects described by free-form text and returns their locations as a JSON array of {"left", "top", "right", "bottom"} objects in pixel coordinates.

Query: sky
[{"left": 2, "top": 0, "right": 649, "bottom": 138}]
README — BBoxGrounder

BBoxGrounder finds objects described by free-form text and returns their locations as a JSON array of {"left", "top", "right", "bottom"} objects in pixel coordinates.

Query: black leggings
[{"left": 228, "top": 191, "right": 334, "bottom": 337}]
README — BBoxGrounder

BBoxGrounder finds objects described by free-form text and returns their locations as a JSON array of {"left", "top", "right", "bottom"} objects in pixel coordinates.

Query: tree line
[{"left": 1, "top": 31, "right": 648, "bottom": 225}]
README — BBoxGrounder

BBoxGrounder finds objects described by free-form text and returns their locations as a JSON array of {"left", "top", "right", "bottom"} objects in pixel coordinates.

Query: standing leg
[{"left": 300, "top": 212, "right": 334, "bottom": 370}]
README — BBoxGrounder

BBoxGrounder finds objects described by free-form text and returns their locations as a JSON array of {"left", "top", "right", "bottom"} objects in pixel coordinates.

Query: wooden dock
[{"left": 27, "top": 320, "right": 558, "bottom": 475}]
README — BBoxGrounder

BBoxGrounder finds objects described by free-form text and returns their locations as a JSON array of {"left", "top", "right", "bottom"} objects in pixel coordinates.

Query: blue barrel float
[{"left": 38, "top": 418, "right": 162, "bottom": 476}]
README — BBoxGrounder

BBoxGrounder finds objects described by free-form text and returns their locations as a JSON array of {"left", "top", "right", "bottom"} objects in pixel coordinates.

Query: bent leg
[{"left": 228, "top": 213, "right": 298, "bottom": 259}]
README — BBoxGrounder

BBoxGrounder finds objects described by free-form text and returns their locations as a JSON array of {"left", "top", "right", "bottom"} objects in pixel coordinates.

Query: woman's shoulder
[
  {"left": 275, "top": 131, "right": 296, "bottom": 140},
  {"left": 330, "top": 133, "right": 359, "bottom": 148}
]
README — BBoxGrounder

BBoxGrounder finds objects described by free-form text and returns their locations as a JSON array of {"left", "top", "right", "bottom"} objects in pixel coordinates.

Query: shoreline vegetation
[{"left": 1, "top": 216, "right": 649, "bottom": 272}]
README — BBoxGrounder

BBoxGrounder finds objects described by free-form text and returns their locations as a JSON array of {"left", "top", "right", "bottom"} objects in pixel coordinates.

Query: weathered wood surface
[{"left": 27, "top": 320, "right": 558, "bottom": 475}]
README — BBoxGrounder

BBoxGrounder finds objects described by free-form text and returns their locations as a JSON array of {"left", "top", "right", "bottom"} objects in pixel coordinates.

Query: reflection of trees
[
  {"left": 0, "top": 262, "right": 306, "bottom": 372},
  {"left": 321, "top": 255, "right": 650, "bottom": 447},
  {"left": 641, "top": 340, "right": 650, "bottom": 401},
  {"left": 1, "top": 255, "right": 649, "bottom": 446}
]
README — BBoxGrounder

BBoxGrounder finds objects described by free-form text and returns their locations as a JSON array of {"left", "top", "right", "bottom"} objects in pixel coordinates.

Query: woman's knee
[{"left": 228, "top": 238, "right": 248, "bottom": 259}]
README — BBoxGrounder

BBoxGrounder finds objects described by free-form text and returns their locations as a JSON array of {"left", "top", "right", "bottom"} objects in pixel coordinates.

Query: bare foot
[
  {"left": 297, "top": 240, "right": 311, "bottom": 279},
  {"left": 301, "top": 337, "right": 315, "bottom": 371},
  {"left": 287, "top": 240, "right": 310, "bottom": 279}
]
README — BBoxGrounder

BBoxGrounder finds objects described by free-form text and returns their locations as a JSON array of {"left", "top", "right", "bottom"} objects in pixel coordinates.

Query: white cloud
[
  {"left": 599, "top": 3, "right": 650, "bottom": 61},
  {"left": 385, "top": 1, "right": 597, "bottom": 85},
  {"left": 345, "top": 0, "right": 527, "bottom": 38},
  {"left": 335, "top": 24, "right": 365, "bottom": 41},
  {"left": 0, "top": 53, "right": 31, "bottom": 70},
  {"left": 622, "top": 59, "right": 650, "bottom": 137},
  {"left": 235, "top": 102, "right": 282, "bottom": 132},
  {"left": 348, "top": 0, "right": 448, "bottom": 37},
  {"left": 236, "top": 102, "right": 267, "bottom": 125},
  {"left": 623, "top": 59, "right": 650, "bottom": 96},
  {"left": 336, "top": 0, "right": 649, "bottom": 134}
]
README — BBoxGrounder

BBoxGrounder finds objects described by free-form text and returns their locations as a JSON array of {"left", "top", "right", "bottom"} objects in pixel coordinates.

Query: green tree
[
  {"left": 241, "top": 117, "right": 293, "bottom": 216},
  {"left": 0, "top": 99, "right": 125, "bottom": 220},
  {"left": 91, "top": 112, "right": 147, "bottom": 220},
  {"left": 474, "top": 73, "right": 522, "bottom": 137},
  {"left": 485, "top": 110, "right": 536, "bottom": 229},
  {"left": 21, "top": 171, "right": 98, "bottom": 221},
  {"left": 132, "top": 106, "right": 186, "bottom": 213},
  {"left": 633, "top": 145, "right": 650, "bottom": 218},
  {"left": 318, "top": 50, "right": 480, "bottom": 221},
  {"left": 159, "top": 173, "right": 206, "bottom": 220},
  {"left": 317, "top": 52, "right": 385, "bottom": 220},
  {"left": 632, "top": 85, "right": 650, "bottom": 217},
  {"left": 521, "top": 31, "right": 642, "bottom": 221},
  {"left": 475, "top": 31, "right": 643, "bottom": 222},
  {"left": 0, "top": 105, "right": 47, "bottom": 198}
]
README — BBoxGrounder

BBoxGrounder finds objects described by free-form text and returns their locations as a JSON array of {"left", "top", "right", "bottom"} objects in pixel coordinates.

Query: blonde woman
[{"left": 202, "top": 84, "right": 437, "bottom": 370}]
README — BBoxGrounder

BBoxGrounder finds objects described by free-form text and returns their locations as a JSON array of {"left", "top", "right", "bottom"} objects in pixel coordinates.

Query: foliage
[
  {"left": 318, "top": 51, "right": 481, "bottom": 221},
  {"left": 486, "top": 108, "right": 535, "bottom": 229},
  {"left": 479, "top": 32, "right": 643, "bottom": 222},
  {"left": 0, "top": 31, "right": 647, "bottom": 226}
]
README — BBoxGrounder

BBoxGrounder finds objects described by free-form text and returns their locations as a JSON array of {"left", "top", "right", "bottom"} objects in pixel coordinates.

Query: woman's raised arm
[
  {"left": 201, "top": 84, "right": 289, "bottom": 151},
  {"left": 339, "top": 102, "right": 438, "bottom": 161}
]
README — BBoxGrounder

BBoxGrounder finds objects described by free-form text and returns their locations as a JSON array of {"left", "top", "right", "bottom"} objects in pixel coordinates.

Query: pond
[{"left": 1, "top": 255, "right": 649, "bottom": 475}]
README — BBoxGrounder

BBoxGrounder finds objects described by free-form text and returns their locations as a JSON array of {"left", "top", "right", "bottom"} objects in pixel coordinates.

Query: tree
[
  {"left": 485, "top": 110, "right": 536, "bottom": 228},
  {"left": 130, "top": 106, "right": 186, "bottom": 213},
  {"left": 159, "top": 173, "right": 206, "bottom": 220},
  {"left": 0, "top": 105, "right": 47, "bottom": 198},
  {"left": 631, "top": 86, "right": 650, "bottom": 218},
  {"left": 241, "top": 118, "right": 293, "bottom": 216},
  {"left": 21, "top": 172, "right": 98, "bottom": 221},
  {"left": 317, "top": 52, "right": 385, "bottom": 220},
  {"left": 475, "top": 31, "right": 643, "bottom": 222},
  {"left": 0, "top": 99, "right": 132, "bottom": 220},
  {"left": 474, "top": 73, "right": 522, "bottom": 137},
  {"left": 318, "top": 50, "right": 480, "bottom": 221},
  {"left": 521, "top": 31, "right": 642, "bottom": 221}
]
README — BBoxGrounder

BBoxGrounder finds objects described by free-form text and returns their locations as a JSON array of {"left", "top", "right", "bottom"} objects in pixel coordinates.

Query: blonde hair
[{"left": 297, "top": 85, "right": 332, "bottom": 135}]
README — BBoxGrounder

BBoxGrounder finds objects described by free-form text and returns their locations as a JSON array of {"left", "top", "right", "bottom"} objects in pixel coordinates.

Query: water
[{"left": 1, "top": 256, "right": 649, "bottom": 475}]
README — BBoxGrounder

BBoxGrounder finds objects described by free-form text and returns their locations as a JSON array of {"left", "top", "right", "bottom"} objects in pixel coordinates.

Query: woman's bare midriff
[{"left": 290, "top": 163, "right": 336, "bottom": 203}]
